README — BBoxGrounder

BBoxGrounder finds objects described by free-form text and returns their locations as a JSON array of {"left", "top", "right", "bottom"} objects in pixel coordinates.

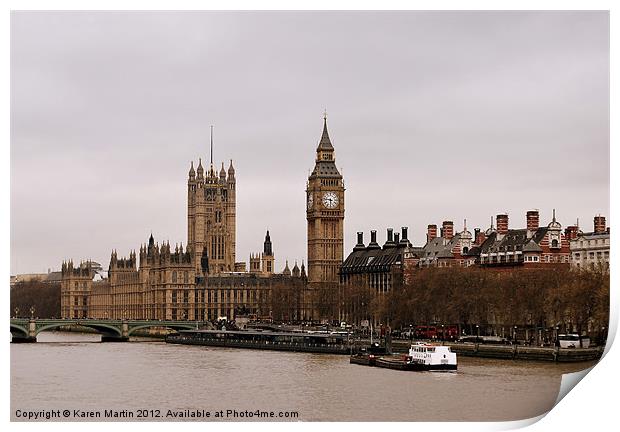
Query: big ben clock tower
[{"left": 306, "top": 113, "right": 345, "bottom": 284}]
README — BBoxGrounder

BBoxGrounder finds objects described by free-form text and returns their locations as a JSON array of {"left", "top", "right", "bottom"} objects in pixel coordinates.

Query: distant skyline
[{"left": 11, "top": 11, "right": 609, "bottom": 274}]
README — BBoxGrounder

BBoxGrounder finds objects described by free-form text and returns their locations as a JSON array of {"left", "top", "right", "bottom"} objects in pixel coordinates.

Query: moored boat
[
  {"left": 349, "top": 343, "right": 388, "bottom": 366},
  {"left": 166, "top": 329, "right": 352, "bottom": 354},
  {"left": 374, "top": 343, "right": 457, "bottom": 372},
  {"left": 406, "top": 342, "right": 457, "bottom": 371},
  {"left": 375, "top": 355, "right": 420, "bottom": 371}
]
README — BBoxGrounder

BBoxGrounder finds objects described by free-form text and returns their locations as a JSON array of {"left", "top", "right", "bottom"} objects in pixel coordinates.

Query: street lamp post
[
  {"left": 441, "top": 324, "right": 445, "bottom": 345},
  {"left": 476, "top": 325, "right": 480, "bottom": 340},
  {"left": 14, "top": 307, "right": 19, "bottom": 318},
  {"left": 30, "top": 306, "right": 35, "bottom": 320}
]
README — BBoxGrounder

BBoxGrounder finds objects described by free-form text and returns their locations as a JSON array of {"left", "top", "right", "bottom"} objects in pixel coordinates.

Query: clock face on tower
[
  {"left": 307, "top": 193, "right": 313, "bottom": 210},
  {"left": 322, "top": 191, "right": 339, "bottom": 209}
]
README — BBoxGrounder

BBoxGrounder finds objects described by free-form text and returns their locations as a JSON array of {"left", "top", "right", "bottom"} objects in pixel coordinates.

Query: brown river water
[{"left": 10, "top": 331, "right": 596, "bottom": 422}]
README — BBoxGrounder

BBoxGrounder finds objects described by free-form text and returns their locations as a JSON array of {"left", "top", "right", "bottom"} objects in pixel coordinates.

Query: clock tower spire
[{"left": 306, "top": 113, "right": 345, "bottom": 286}]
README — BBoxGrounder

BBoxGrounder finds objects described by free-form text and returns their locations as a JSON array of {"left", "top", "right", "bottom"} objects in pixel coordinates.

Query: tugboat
[
  {"left": 375, "top": 342, "right": 457, "bottom": 372},
  {"left": 350, "top": 342, "right": 388, "bottom": 366}
]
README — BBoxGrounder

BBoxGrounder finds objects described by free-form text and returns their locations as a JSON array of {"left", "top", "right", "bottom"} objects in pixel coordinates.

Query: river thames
[{"left": 11, "top": 331, "right": 596, "bottom": 422}]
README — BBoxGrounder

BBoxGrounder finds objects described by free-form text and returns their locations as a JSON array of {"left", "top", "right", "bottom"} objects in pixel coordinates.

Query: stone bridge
[{"left": 9, "top": 318, "right": 209, "bottom": 342}]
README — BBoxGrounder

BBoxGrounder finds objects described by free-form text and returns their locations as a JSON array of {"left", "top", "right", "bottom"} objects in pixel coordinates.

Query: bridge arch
[
  {"left": 35, "top": 322, "right": 123, "bottom": 337},
  {"left": 10, "top": 323, "right": 29, "bottom": 338},
  {"left": 127, "top": 323, "right": 197, "bottom": 336}
]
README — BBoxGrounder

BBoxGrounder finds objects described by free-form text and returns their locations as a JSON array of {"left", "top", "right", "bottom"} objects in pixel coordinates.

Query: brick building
[
  {"left": 570, "top": 215, "right": 610, "bottom": 270},
  {"left": 338, "top": 210, "right": 578, "bottom": 325},
  {"left": 417, "top": 220, "right": 476, "bottom": 268},
  {"left": 475, "top": 210, "right": 570, "bottom": 268}
]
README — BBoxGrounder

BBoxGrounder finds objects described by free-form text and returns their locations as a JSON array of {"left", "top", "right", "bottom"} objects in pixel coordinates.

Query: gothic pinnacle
[{"left": 197, "top": 158, "right": 204, "bottom": 178}]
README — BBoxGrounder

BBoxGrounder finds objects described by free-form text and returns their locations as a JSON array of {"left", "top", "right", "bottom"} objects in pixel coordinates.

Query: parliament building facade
[
  {"left": 61, "top": 117, "right": 344, "bottom": 323},
  {"left": 58, "top": 116, "right": 610, "bottom": 326}
]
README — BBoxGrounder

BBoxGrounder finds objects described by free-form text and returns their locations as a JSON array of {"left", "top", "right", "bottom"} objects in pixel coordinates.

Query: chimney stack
[
  {"left": 400, "top": 227, "right": 409, "bottom": 244},
  {"left": 442, "top": 221, "right": 454, "bottom": 240},
  {"left": 526, "top": 210, "right": 539, "bottom": 231},
  {"left": 496, "top": 214, "right": 509, "bottom": 235},
  {"left": 354, "top": 232, "right": 365, "bottom": 251},
  {"left": 427, "top": 224, "right": 438, "bottom": 243},
  {"left": 394, "top": 233, "right": 400, "bottom": 243},
  {"left": 367, "top": 230, "right": 381, "bottom": 250},
  {"left": 594, "top": 215, "right": 606, "bottom": 234},
  {"left": 565, "top": 225, "right": 579, "bottom": 241},
  {"left": 384, "top": 228, "right": 396, "bottom": 248},
  {"left": 474, "top": 228, "right": 485, "bottom": 245}
]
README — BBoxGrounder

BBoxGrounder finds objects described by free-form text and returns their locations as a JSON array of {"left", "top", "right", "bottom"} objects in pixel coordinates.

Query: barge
[
  {"left": 353, "top": 342, "right": 458, "bottom": 372},
  {"left": 166, "top": 329, "right": 353, "bottom": 354},
  {"left": 349, "top": 343, "right": 388, "bottom": 366}
]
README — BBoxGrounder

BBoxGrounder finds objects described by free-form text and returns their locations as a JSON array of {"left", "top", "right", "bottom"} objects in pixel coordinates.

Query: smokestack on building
[
  {"left": 474, "top": 228, "right": 486, "bottom": 246},
  {"left": 367, "top": 230, "right": 381, "bottom": 250},
  {"left": 594, "top": 215, "right": 606, "bottom": 234},
  {"left": 526, "top": 210, "right": 540, "bottom": 231},
  {"left": 400, "top": 227, "right": 409, "bottom": 245},
  {"left": 384, "top": 228, "right": 396, "bottom": 248},
  {"left": 565, "top": 225, "right": 579, "bottom": 241},
  {"left": 427, "top": 224, "right": 437, "bottom": 243},
  {"left": 442, "top": 221, "right": 454, "bottom": 240},
  {"left": 353, "top": 232, "right": 366, "bottom": 251},
  {"left": 496, "top": 214, "right": 509, "bottom": 235}
]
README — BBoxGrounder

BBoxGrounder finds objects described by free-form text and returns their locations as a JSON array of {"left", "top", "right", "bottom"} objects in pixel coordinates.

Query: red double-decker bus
[
  {"left": 440, "top": 325, "right": 459, "bottom": 340},
  {"left": 414, "top": 325, "right": 437, "bottom": 339},
  {"left": 415, "top": 325, "right": 459, "bottom": 340}
]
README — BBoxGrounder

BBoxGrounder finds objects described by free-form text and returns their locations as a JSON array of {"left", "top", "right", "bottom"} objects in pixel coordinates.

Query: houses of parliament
[
  {"left": 60, "top": 114, "right": 597, "bottom": 325},
  {"left": 60, "top": 116, "right": 345, "bottom": 322}
]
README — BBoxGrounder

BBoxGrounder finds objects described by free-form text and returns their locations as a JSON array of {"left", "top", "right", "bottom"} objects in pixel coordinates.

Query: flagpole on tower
[{"left": 210, "top": 125, "right": 214, "bottom": 166}]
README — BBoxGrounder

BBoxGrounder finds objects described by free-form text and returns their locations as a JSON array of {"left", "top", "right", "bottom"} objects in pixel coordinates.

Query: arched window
[
  {"left": 551, "top": 239, "right": 559, "bottom": 248},
  {"left": 172, "top": 271, "right": 177, "bottom": 283}
]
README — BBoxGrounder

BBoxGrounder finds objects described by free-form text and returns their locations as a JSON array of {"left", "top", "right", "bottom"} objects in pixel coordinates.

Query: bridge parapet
[{"left": 9, "top": 318, "right": 210, "bottom": 343}]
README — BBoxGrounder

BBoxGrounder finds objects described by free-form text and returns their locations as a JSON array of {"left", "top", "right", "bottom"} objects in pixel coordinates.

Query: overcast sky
[{"left": 11, "top": 11, "right": 609, "bottom": 274}]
